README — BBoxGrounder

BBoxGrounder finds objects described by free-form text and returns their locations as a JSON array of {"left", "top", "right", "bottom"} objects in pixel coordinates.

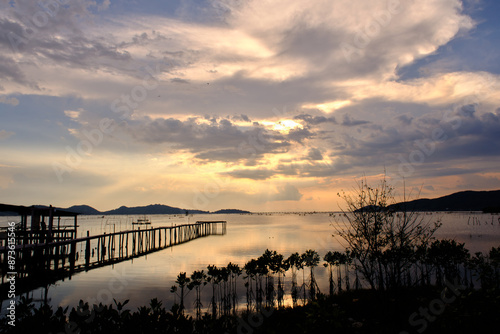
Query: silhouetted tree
[
  {"left": 171, "top": 272, "right": 191, "bottom": 311},
  {"left": 336, "top": 177, "right": 440, "bottom": 290},
  {"left": 188, "top": 270, "right": 207, "bottom": 320},
  {"left": 302, "top": 250, "right": 320, "bottom": 300},
  {"left": 286, "top": 252, "right": 302, "bottom": 306}
]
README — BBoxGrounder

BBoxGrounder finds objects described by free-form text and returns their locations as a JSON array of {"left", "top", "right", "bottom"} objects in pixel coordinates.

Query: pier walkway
[{"left": 0, "top": 221, "right": 226, "bottom": 298}]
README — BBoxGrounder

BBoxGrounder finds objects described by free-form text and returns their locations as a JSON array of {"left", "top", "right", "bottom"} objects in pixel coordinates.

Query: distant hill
[
  {"left": 387, "top": 190, "right": 500, "bottom": 212},
  {"left": 104, "top": 204, "right": 208, "bottom": 215},
  {"left": 1, "top": 203, "right": 246, "bottom": 216},
  {"left": 213, "top": 209, "right": 252, "bottom": 214},
  {"left": 64, "top": 205, "right": 102, "bottom": 215}
]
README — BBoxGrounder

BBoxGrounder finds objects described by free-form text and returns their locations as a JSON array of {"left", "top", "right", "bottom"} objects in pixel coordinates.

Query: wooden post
[
  {"left": 69, "top": 240, "right": 76, "bottom": 273},
  {"left": 54, "top": 244, "right": 60, "bottom": 271},
  {"left": 126, "top": 232, "right": 129, "bottom": 256},
  {"left": 85, "top": 231, "right": 90, "bottom": 269},
  {"left": 102, "top": 233, "right": 106, "bottom": 261},
  {"left": 118, "top": 234, "right": 122, "bottom": 258},
  {"left": 97, "top": 236, "right": 101, "bottom": 261},
  {"left": 132, "top": 230, "right": 136, "bottom": 255},
  {"left": 74, "top": 215, "right": 78, "bottom": 239},
  {"left": 48, "top": 205, "right": 54, "bottom": 242}
]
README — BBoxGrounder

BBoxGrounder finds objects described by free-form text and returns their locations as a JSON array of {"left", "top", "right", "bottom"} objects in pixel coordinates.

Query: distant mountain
[
  {"left": 387, "top": 190, "right": 500, "bottom": 212},
  {"left": 2, "top": 202, "right": 252, "bottom": 216},
  {"left": 104, "top": 204, "right": 208, "bottom": 215},
  {"left": 213, "top": 209, "right": 252, "bottom": 214},
  {"left": 64, "top": 205, "right": 102, "bottom": 215}
]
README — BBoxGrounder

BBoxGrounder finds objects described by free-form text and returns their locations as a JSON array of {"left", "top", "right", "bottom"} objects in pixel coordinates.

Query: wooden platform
[{"left": 0, "top": 221, "right": 227, "bottom": 298}]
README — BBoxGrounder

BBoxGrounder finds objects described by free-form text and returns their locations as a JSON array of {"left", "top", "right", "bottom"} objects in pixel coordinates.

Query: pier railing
[{"left": 0, "top": 221, "right": 226, "bottom": 295}]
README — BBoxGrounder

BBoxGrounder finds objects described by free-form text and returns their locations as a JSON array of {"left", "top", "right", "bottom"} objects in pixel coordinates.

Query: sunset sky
[{"left": 1, "top": 0, "right": 500, "bottom": 212}]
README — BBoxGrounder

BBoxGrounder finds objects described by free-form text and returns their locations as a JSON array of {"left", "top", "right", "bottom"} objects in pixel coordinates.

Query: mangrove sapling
[
  {"left": 244, "top": 259, "right": 258, "bottom": 311},
  {"left": 254, "top": 258, "right": 267, "bottom": 310},
  {"left": 354, "top": 266, "right": 361, "bottom": 290},
  {"left": 342, "top": 251, "right": 352, "bottom": 291},
  {"left": 227, "top": 262, "right": 242, "bottom": 314},
  {"left": 414, "top": 244, "right": 429, "bottom": 287},
  {"left": 286, "top": 252, "right": 301, "bottom": 306},
  {"left": 188, "top": 270, "right": 207, "bottom": 320},
  {"left": 171, "top": 272, "right": 191, "bottom": 312},
  {"left": 258, "top": 250, "right": 275, "bottom": 308},
  {"left": 268, "top": 251, "right": 287, "bottom": 308},
  {"left": 324, "top": 251, "right": 336, "bottom": 296},
  {"left": 278, "top": 258, "right": 289, "bottom": 308},
  {"left": 303, "top": 249, "right": 320, "bottom": 301},
  {"left": 326, "top": 251, "right": 344, "bottom": 293},
  {"left": 207, "top": 265, "right": 220, "bottom": 318},
  {"left": 298, "top": 252, "right": 307, "bottom": 305},
  {"left": 218, "top": 266, "right": 230, "bottom": 317}
]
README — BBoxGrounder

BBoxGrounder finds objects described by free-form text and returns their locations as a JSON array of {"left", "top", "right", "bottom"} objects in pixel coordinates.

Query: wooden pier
[
  {"left": 0, "top": 221, "right": 227, "bottom": 298},
  {"left": 0, "top": 204, "right": 78, "bottom": 247}
]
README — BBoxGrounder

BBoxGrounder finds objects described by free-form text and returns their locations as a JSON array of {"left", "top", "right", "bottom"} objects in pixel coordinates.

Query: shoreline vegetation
[
  {"left": 1, "top": 244, "right": 499, "bottom": 333},
  {"left": 2, "top": 179, "right": 500, "bottom": 333}
]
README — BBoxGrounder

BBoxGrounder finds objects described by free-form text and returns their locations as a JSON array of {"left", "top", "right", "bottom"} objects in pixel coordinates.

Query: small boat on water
[{"left": 132, "top": 216, "right": 152, "bottom": 226}]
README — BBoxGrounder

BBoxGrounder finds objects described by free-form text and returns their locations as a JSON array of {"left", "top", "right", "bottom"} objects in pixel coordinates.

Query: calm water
[{"left": 1, "top": 212, "right": 500, "bottom": 313}]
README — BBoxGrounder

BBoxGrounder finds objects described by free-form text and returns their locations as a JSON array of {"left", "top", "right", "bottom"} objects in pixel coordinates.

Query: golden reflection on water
[{"left": 2, "top": 212, "right": 499, "bottom": 313}]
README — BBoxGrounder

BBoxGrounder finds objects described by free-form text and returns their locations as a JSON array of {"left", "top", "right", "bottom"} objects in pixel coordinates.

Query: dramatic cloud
[{"left": 1, "top": 0, "right": 499, "bottom": 211}]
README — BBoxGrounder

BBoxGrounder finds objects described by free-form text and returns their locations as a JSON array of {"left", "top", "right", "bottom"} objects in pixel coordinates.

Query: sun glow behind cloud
[{"left": 303, "top": 100, "right": 352, "bottom": 113}]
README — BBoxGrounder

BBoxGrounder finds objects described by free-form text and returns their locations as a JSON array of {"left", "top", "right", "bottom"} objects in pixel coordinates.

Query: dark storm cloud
[
  {"left": 221, "top": 101, "right": 500, "bottom": 182},
  {"left": 231, "top": 114, "right": 251, "bottom": 122},
  {"left": 0, "top": 2, "right": 136, "bottom": 89},
  {"left": 130, "top": 117, "right": 292, "bottom": 163},
  {"left": 223, "top": 168, "right": 275, "bottom": 180},
  {"left": 0, "top": 54, "right": 32, "bottom": 86},
  {"left": 34, "top": 35, "right": 131, "bottom": 69},
  {"left": 341, "top": 114, "right": 370, "bottom": 127},
  {"left": 294, "top": 114, "right": 336, "bottom": 125},
  {"left": 170, "top": 78, "right": 190, "bottom": 84},
  {"left": 287, "top": 127, "right": 315, "bottom": 143},
  {"left": 396, "top": 114, "right": 413, "bottom": 125},
  {"left": 306, "top": 147, "right": 323, "bottom": 161}
]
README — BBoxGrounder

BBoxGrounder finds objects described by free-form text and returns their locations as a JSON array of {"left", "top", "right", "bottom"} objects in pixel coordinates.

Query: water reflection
[{"left": 1, "top": 212, "right": 499, "bottom": 315}]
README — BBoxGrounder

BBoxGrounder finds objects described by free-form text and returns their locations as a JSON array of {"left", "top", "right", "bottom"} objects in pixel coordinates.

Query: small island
[{"left": 212, "top": 209, "right": 252, "bottom": 214}]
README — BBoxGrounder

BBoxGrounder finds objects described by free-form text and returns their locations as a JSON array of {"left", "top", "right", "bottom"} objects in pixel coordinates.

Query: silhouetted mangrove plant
[
  {"left": 170, "top": 272, "right": 190, "bottom": 311},
  {"left": 168, "top": 244, "right": 500, "bottom": 320},
  {"left": 286, "top": 252, "right": 302, "bottom": 306},
  {"left": 302, "top": 249, "right": 320, "bottom": 301},
  {"left": 187, "top": 270, "right": 206, "bottom": 320}
]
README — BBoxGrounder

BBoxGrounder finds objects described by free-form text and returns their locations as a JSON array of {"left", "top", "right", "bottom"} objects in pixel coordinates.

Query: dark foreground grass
[{"left": 1, "top": 286, "right": 499, "bottom": 334}]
